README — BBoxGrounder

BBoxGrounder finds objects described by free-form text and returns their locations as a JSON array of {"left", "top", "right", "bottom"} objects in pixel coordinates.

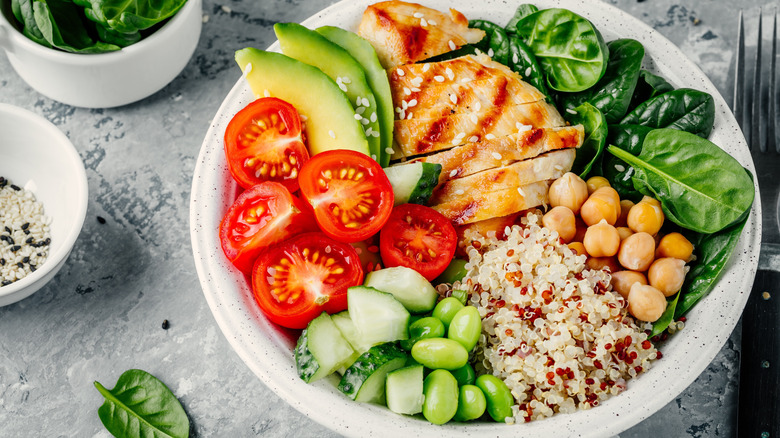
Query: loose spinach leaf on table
[
  {"left": 651, "top": 291, "right": 680, "bottom": 337},
  {"left": 601, "top": 124, "right": 654, "bottom": 200},
  {"left": 33, "top": 0, "right": 121, "bottom": 53},
  {"left": 514, "top": 8, "right": 609, "bottom": 92},
  {"left": 507, "top": 35, "right": 551, "bottom": 100},
  {"left": 619, "top": 88, "right": 715, "bottom": 138},
  {"left": 607, "top": 129, "right": 755, "bottom": 234},
  {"left": 629, "top": 69, "right": 674, "bottom": 111},
  {"left": 75, "top": 0, "right": 188, "bottom": 33},
  {"left": 558, "top": 38, "right": 645, "bottom": 124},
  {"left": 468, "top": 19, "right": 510, "bottom": 65},
  {"left": 566, "top": 102, "right": 607, "bottom": 178},
  {"left": 94, "top": 369, "right": 190, "bottom": 438},
  {"left": 504, "top": 4, "right": 539, "bottom": 35}
]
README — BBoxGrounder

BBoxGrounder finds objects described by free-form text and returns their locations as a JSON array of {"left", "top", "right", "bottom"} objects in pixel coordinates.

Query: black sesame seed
[
  {"left": 97, "top": 216, "right": 106, "bottom": 224},
  {"left": 25, "top": 237, "right": 33, "bottom": 244},
  {"left": 10, "top": 184, "right": 21, "bottom": 191},
  {"left": 1, "top": 280, "right": 12, "bottom": 286},
  {"left": 3, "top": 226, "right": 10, "bottom": 234},
  {"left": 21, "top": 223, "right": 29, "bottom": 230},
  {"left": 22, "top": 257, "right": 29, "bottom": 263},
  {"left": 23, "top": 229, "right": 30, "bottom": 235},
  {"left": 16, "top": 262, "right": 23, "bottom": 269},
  {"left": 0, "top": 235, "right": 12, "bottom": 244},
  {"left": 10, "top": 245, "right": 21, "bottom": 252},
  {"left": 44, "top": 238, "right": 51, "bottom": 245},
  {"left": 161, "top": 319, "right": 170, "bottom": 330},
  {"left": 29, "top": 265, "right": 36, "bottom": 272},
  {"left": 0, "top": 258, "right": 5, "bottom": 266}
]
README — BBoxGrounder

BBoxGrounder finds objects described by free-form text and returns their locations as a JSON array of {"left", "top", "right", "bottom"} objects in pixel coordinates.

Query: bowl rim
[
  {"left": 0, "top": 103, "right": 88, "bottom": 300},
  {"left": 0, "top": 0, "right": 200, "bottom": 64}
]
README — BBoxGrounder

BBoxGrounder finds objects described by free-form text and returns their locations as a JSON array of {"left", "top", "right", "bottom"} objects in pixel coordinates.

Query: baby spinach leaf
[
  {"left": 675, "top": 213, "right": 750, "bottom": 319},
  {"left": 515, "top": 8, "right": 609, "bottom": 92},
  {"left": 505, "top": 4, "right": 539, "bottom": 35},
  {"left": 567, "top": 102, "right": 607, "bottom": 178},
  {"left": 75, "top": 0, "right": 187, "bottom": 33},
  {"left": 468, "top": 20, "right": 510, "bottom": 65},
  {"left": 619, "top": 88, "right": 715, "bottom": 138},
  {"left": 629, "top": 69, "right": 674, "bottom": 111},
  {"left": 601, "top": 124, "right": 654, "bottom": 200},
  {"left": 12, "top": 0, "right": 50, "bottom": 47},
  {"left": 559, "top": 39, "right": 645, "bottom": 124},
  {"left": 96, "top": 24, "right": 141, "bottom": 47},
  {"left": 607, "top": 129, "right": 755, "bottom": 234},
  {"left": 11, "top": 0, "right": 24, "bottom": 24},
  {"left": 651, "top": 291, "right": 680, "bottom": 337},
  {"left": 94, "top": 369, "right": 189, "bottom": 438},
  {"left": 33, "top": 0, "right": 121, "bottom": 53},
  {"left": 507, "top": 35, "right": 550, "bottom": 100}
]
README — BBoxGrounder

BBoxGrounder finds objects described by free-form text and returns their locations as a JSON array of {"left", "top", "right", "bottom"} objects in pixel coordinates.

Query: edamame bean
[
  {"left": 400, "top": 317, "right": 446, "bottom": 351},
  {"left": 452, "top": 384, "right": 487, "bottom": 422},
  {"left": 451, "top": 289, "right": 468, "bottom": 305},
  {"left": 411, "top": 338, "right": 468, "bottom": 370},
  {"left": 475, "top": 374, "right": 514, "bottom": 422},
  {"left": 422, "top": 370, "right": 459, "bottom": 425},
  {"left": 447, "top": 306, "right": 482, "bottom": 352},
  {"left": 450, "top": 363, "right": 476, "bottom": 386},
  {"left": 432, "top": 297, "right": 464, "bottom": 329}
]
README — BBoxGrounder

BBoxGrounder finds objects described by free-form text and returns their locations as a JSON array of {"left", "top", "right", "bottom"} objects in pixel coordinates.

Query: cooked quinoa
[
  {"left": 0, "top": 176, "right": 51, "bottom": 286},
  {"left": 457, "top": 211, "right": 658, "bottom": 423}
]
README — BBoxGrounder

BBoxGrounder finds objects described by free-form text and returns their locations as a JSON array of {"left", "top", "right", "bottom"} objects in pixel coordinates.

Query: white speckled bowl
[
  {"left": 0, "top": 0, "right": 202, "bottom": 108},
  {"left": 0, "top": 104, "right": 88, "bottom": 306},
  {"left": 190, "top": 0, "right": 761, "bottom": 436}
]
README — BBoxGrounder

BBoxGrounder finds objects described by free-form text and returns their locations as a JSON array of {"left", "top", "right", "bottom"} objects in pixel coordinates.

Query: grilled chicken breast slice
[
  {"left": 358, "top": 1, "right": 485, "bottom": 69},
  {"left": 430, "top": 149, "right": 575, "bottom": 206},
  {"left": 409, "top": 125, "right": 583, "bottom": 185},
  {"left": 431, "top": 180, "right": 551, "bottom": 225}
]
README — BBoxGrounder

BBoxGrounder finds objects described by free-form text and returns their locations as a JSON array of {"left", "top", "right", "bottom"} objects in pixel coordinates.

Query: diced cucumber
[
  {"left": 386, "top": 365, "right": 425, "bottom": 415},
  {"left": 338, "top": 343, "right": 408, "bottom": 404},
  {"left": 331, "top": 311, "right": 374, "bottom": 355},
  {"left": 434, "top": 258, "right": 468, "bottom": 285},
  {"left": 364, "top": 266, "right": 439, "bottom": 314},
  {"left": 348, "top": 286, "right": 410, "bottom": 346},
  {"left": 384, "top": 161, "right": 442, "bottom": 206},
  {"left": 295, "top": 312, "right": 358, "bottom": 383}
]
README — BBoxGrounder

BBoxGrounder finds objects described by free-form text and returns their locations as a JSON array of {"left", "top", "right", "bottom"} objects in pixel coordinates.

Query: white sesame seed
[
  {"left": 517, "top": 187, "right": 526, "bottom": 196},
  {"left": 362, "top": 98, "right": 370, "bottom": 107},
  {"left": 470, "top": 114, "right": 478, "bottom": 124},
  {"left": 385, "top": 147, "right": 395, "bottom": 155},
  {"left": 413, "top": 12, "right": 424, "bottom": 18},
  {"left": 615, "top": 164, "right": 626, "bottom": 172},
  {"left": 428, "top": 19, "right": 437, "bottom": 25},
  {"left": 566, "top": 108, "right": 578, "bottom": 115},
  {"left": 404, "top": 87, "right": 412, "bottom": 96},
  {"left": 412, "top": 76, "right": 423, "bottom": 86},
  {"left": 356, "top": 106, "right": 366, "bottom": 115},
  {"left": 445, "top": 67, "right": 454, "bottom": 80},
  {"left": 338, "top": 82, "right": 348, "bottom": 92},
  {"left": 401, "top": 100, "right": 408, "bottom": 109},
  {"left": 421, "top": 18, "right": 428, "bottom": 27},
  {"left": 518, "top": 124, "right": 533, "bottom": 132},
  {"left": 451, "top": 138, "right": 461, "bottom": 145},
  {"left": 370, "top": 112, "right": 377, "bottom": 122},
  {"left": 342, "top": 77, "right": 351, "bottom": 84},
  {"left": 411, "top": 87, "right": 421, "bottom": 92},
  {"left": 554, "top": 165, "right": 563, "bottom": 171},
  {"left": 468, "top": 135, "right": 479, "bottom": 142},
  {"left": 487, "top": 48, "right": 494, "bottom": 57},
  {"left": 361, "top": 118, "right": 369, "bottom": 125},
  {"left": 356, "top": 96, "right": 362, "bottom": 106},
  {"left": 449, "top": 169, "right": 458, "bottom": 177},
  {"left": 475, "top": 102, "right": 481, "bottom": 111},
  {"left": 221, "top": 5, "right": 232, "bottom": 13},
  {"left": 455, "top": 189, "right": 465, "bottom": 195},
  {"left": 450, "top": 94, "right": 458, "bottom": 105},
  {"left": 448, "top": 40, "right": 456, "bottom": 50},
  {"left": 299, "top": 114, "right": 308, "bottom": 121},
  {"left": 406, "top": 112, "right": 413, "bottom": 120},
  {"left": 486, "top": 133, "right": 496, "bottom": 140},
  {"left": 460, "top": 77, "right": 472, "bottom": 83},
  {"left": 422, "top": 64, "right": 430, "bottom": 72},
  {"left": 244, "top": 62, "right": 253, "bottom": 74},
  {"left": 371, "top": 131, "right": 380, "bottom": 137},
  {"left": 408, "top": 99, "right": 418, "bottom": 107},
  {"left": 354, "top": 114, "right": 363, "bottom": 120},
  {"left": 455, "top": 132, "right": 466, "bottom": 139},
  {"left": 434, "top": 75, "right": 445, "bottom": 82},
  {"left": 202, "top": 14, "right": 209, "bottom": 23},
  {"left": 525, "top": 67, "right": 532, "bottom": 77},
  {"left": 329, "top": 130, "right": 336, "bottom": 139},
  {"left": 263, "top": 89, "right": 270, "bottom": 97},
  {"left": 492, "top": 152, "right": 503, "bottom": 160},
  {"left": 513, "top": 53, "right": 519, "bottom": 64},
  {"left": 396, "top": 68, "right": 405, "bottom": 76},
  {"left": 371, "top": 154, "right": 377, "bottom": 160},
  {"left": 395, "top": 107, "right": 402, "bottom": 113}
]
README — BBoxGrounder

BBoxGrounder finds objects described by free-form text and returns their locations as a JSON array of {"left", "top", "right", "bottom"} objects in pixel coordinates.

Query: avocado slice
[
  {"left": 275, "top": 23, "right": 382, "bottom": 163},
  {"left": 316, "top": 26, "right": 395, "bottom": 167},
  {"left": 235, "top": 48, "right": 369, "bottom": 157}
]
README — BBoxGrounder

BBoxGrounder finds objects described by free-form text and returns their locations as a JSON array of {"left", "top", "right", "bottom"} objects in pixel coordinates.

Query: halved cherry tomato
[
  {"left": 219, "top": 182, "right": 317, "bottom": 273},
  {"left": 252, "top": 232, "right": 364, "bottom": 329},
  {"left": 298, "top": 150, "right": 394, "bottom": 243},
  {"left": 224, "top": 97, "right": 309, "bottom": 192},
  {"left": 350, "top": 234, "right": 384, "bottom": 275},
  {"left": 379, "top": 203, "right": 457, "bottom": 281}
]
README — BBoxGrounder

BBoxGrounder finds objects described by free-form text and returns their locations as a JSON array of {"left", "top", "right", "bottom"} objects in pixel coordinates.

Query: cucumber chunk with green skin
[
  {"left": 235, "top": 48, "right": 369, "bottom": 157},
  {"left": 295, "top": 312, "right": 358, "bottom": 383},
  {"left": 338, "top": 343, "right": 408, "bottom": 403},
  {"left": 434, "top": 258, "right": 468, "bottom": 285},
  {"left": 364, "top": 266, "right": 439, "bottom": 314},
  {"left": 316, "top": 25, "right": 394, "bottom": 167},
  {"left": 386, "top": 365, "right": 425, "bottom": 415},
  {"left": 331, "top": 311, "right": 373, "bottom": 355},
  {"left": 275, "top": 22, "right": 381, "bottom": 162},
  {"left": 348, "top": 286, "right": 410, "bottom": 346},
  {"left": 383, "top": 161, "right": 442, "bottom": 206}
]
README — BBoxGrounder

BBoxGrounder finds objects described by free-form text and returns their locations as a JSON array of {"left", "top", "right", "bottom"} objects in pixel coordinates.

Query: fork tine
[
  {"left": 771, "top": 11, "right": 778, "bottom": 154},
  {"left": 752, "top": 8, "right": 764, "bottom": 152},
  {"left": 735, "top": 10, "right": 746, "bottom": 138}
]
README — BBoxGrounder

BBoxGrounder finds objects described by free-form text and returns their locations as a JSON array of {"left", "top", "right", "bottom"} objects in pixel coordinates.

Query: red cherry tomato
[
  {"left": 251, "top": 232, "right": 364, "bottom": 329},
  {"left": 298, "top": 149, "right": 394, "bottom": 243},
  {"left": 219, "top": 182, "right": 317, "bottom": 273},
  {"left": 224, "top": 97, "right": 309, "bottom": 192},
  {"left": 379, "top": 203, "right": 457, "bottom": 281}
]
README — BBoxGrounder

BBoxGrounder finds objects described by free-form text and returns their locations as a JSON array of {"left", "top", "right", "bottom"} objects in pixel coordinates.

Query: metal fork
[{"left": 733, "top": 7, "right": 780, "bottom": 436}]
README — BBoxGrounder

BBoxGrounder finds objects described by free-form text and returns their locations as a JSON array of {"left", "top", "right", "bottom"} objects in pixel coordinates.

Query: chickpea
[
  {"left": 586, "top": 176, "right": 611, "bottom": 194},
  {"left": 567, "top": 241, "right": 588, "bottom": 257},
  {"left": 583, "top": 220, "right": 620, "bottom": 257},
  {"left": 548, "top": 172, "right": 589, "bottom": 213},
  {"left": 618, "top": 232, "right": 656, "bottom": 271},
  {"left": 648, "top": 257, "right": 687, "bottom": 297},
  {"left": 627, "top": 283, "right": 667, "bottom": 322},
  {"left": 611, "top": 270, "right": 648, "bottom": 299},
  {"left": 542, "top": 206, "right": 576, "bottom": 242},
  {"left": 617, "top": 226, "right": 634, "bottom": 241},
  {"left": 580, "top": 187, "right": 621, "bottom": 226},
  {"left": 627, "top": 196, "right": 665, "bottom": 235},
  {"left": 656, "top": 232, "right": 694, "bottom": 262},
  {"left": 572, "top": 217, "right": 588, "bottom": 243},
  {"left": 586, "top": 256, "right": 621, "bottom": 273},
  {"left": 617, "top": 199, "right": 635, "bottom": 227}
]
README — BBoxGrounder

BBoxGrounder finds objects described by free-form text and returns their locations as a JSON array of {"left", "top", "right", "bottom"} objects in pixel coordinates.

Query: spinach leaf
[
  {"left": 33, "top": 0, "right": 121, "bottom": 53},
  {"left": 12, "top": 0, "right": 50, "bottom": 47},
  {"left": 567, "top": 102, "right": 607, "bottom": 178},
  {"left": 96, "top": 24, "right": 141, "bottom": 47},
  {"left": 423, "top": 44, "right": 480, "bottom": 63},
  {"left": 94, "top": 369, "right": 190, "bottom": 438},
  {"left": 619, "top": 88, "right": 715, "bottom": 138},
  {"left": 629, "top": 69, "right": 674, "bottom": 111},
  {"left": 468, "top": 20, "right": 510, "bottom": 65},
  {"left": 505, "top": 4, "right": 539, "bottom": 35},
  {"left": 675, "top": 214, "right": 750, "bottom": 318},
  {"left": 651, "top": 291, "right": 680, "bottom": 337},
  {"left": 607, "top": 129, "right": 755, "bottom": 234},
  {"left": 515, "top": 8, "right": 609, "bottom": 92},
  {"left": 75, "top": 0, "right": 188, "bottom": 33},
  {"left": 11, "top": 0, "right": 23, "bottom": 24},
  {"left": 507, "top": 35, "right": 550, "bottom": 100},
  {"left": 559, "top": 39, "right": 645, "bottom": 124},
  {"left": 602, "top": 124, "right": 654, "bottom": 200}
]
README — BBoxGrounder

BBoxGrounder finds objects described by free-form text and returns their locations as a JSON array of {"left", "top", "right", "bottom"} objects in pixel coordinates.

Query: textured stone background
[{"left": 0, "top": 0, "right": 772, "bottom": 436}]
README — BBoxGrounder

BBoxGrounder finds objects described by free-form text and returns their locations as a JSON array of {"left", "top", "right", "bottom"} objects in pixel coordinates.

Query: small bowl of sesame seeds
[{"left": 0, "top": 103, "right": 88, "bottom": 306}]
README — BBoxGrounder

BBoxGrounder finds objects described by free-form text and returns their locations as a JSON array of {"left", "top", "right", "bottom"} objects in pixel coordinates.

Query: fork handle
[{"left": 737, "top": 269, "right": 780, "bottom": 435}]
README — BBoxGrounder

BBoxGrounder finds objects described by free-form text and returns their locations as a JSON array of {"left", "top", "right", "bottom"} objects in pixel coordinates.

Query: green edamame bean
[
  {"left": 411, "top": 338, "right": 468, "bottom": 370},
  {"left": 450, "top": 363, "right": 476, "bottom": 386},
  {"left": 432, "top": 297, "right": 464, "bottom": 329},
  {"left": 400, "top": 317, "right": 446, "bottom": 351},
  {"left": 475, "top": 374, "right": 514, "bottom": 422},
  {"left": 447, "top": 306, "right": 482, "bottom": 351},
  {"left": 452, "top": 384, "right": 487, "bottom": 422},
  {"left": 422, "top": 369, "right": 459, "bottom": 425}
]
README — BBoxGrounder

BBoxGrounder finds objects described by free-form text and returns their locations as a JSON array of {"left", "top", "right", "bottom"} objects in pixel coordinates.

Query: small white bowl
[
  {"left": 0, "top": 104, "right": 88, "bottom": 306},
  {"left": 0, "top": 0, "right": 202, "bottom": 108}
]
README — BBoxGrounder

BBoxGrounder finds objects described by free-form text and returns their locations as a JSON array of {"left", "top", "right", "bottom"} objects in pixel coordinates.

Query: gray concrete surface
[{"left": 0, "top": 0, "right": 772, "bottom": 436}]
